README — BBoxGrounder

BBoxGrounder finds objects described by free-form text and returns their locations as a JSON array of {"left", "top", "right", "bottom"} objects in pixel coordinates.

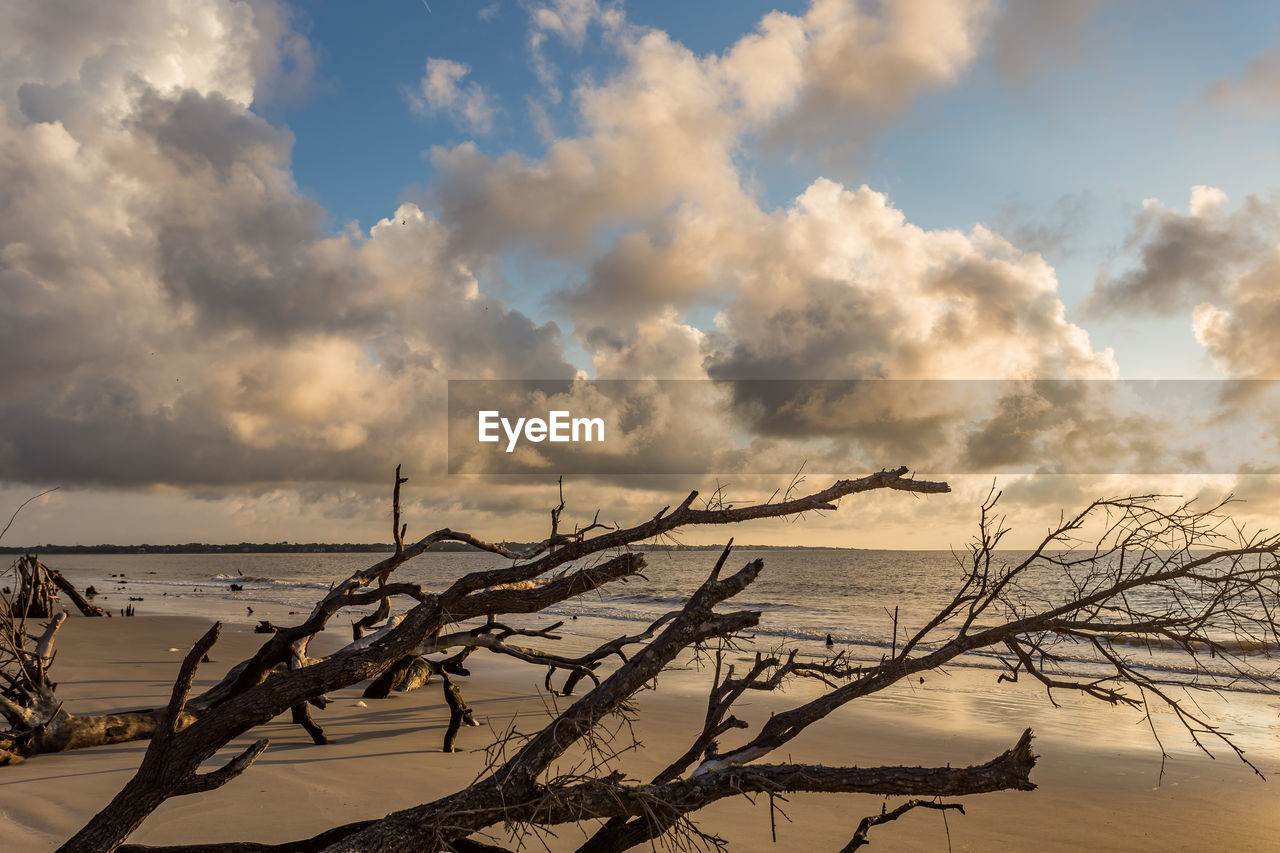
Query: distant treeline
[
  {"left": 1, "top": 541, "right": 514, "bottom": 555},
  {"left": 1, "top": 541, "right": 851, "bottom": 555}
]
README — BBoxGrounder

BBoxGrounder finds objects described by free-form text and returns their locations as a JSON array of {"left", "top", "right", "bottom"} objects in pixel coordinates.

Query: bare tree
[{"left": 8, "top": 468, "right": 1279, "bottom": 852}]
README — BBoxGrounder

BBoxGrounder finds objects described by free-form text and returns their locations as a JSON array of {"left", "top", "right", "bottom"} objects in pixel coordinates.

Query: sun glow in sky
[{"left": 3, "top": 1, "right": 1280, "bottom": 548}]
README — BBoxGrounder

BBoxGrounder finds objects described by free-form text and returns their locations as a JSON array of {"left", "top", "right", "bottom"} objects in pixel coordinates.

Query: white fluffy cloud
[
  {"left": 708, "top": 179, "right": 1116, "bottom": 382},
  {"left": 410, "top": 58, "right": 496, "bottom": 134},
  {"left": 433, "top": 0, "right": 994, "bottom": 258}
]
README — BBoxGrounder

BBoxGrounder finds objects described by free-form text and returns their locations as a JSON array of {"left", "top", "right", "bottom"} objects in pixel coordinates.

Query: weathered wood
[
  {"left": 290, "top": 703, "right": 328, "bottom": 746},
  {"left": 0, "top": 704, "right": 185, "bottom": 760},
  {"left": 45, "top": 565, "right": 105, "bottom": 617},
  {"left": 112, "top": 821, "right": 522, "bottom": 853},
  {"left": 440, "top": 673, "right": 478, "bottom": 753},
  {"left": 840, "top": 799, "right": 965, "bottom": 852},
  {"left": 397, "top": 656, "right": 435, "bottom": 692},
  {"left": 361, "top": 654, "right": 419, "bottom": 698},
  {"left": 12, "top": 554, "right": 57, "bottom": 617}
]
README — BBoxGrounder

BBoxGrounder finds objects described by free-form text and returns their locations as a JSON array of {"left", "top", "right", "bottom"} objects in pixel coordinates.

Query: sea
[
  {"left": 17, "top": 547, "right": 1280, "bottom": 764},
  {"left": 31, "top": 547, "right": 1280, "bottom": 695}
]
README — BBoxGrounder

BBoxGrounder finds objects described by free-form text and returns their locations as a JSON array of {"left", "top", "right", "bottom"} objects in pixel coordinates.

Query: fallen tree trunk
[
  {"left": 111, "top": 733, "right": 1034, "bottom": 853},
  {"left": 1, "top": 706, "right": 187, "bottom": 763}
]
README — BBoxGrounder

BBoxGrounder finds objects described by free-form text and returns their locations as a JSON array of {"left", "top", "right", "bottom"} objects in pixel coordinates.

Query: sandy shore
[{"left": 3, "top": 613, "right": 1278, "bottom": 852}]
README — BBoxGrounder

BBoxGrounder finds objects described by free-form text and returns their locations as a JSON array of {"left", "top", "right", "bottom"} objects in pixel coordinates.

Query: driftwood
[
  {"left": 5, "top": 468, "right": 1279, "bottom": 851},
  {"left": 439, "top": 672, "right": 479, "bottom": 752},
  {"left": 44, "top": 468, "right": 950, "bottom": 850},
  {"left": 48, "top": 568, "right": 107, "bottom": 617},
  {"left": 4, "top": 554, "right": 104, "bottom": 619},
  {"left": 0, "top": 553, "right": 131, "bottom": 764},
  {"left": 0, "top": 597, "right": 177, "bottom": 765},
  {"left": 10, "top": 553, "right": 58, "bottom": 618}
]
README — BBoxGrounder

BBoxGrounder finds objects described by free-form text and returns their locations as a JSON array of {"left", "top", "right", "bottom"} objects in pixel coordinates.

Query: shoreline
[
  {"left": 3, "top": 612, "right": 1278, "bottom": 851},
  {"left": 36, "top": 553, "right": 1280, "bottom": 696}
]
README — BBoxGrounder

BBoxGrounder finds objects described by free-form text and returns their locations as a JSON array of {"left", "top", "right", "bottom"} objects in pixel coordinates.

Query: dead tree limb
[
  {"left": 53, "top": 469, "right": 947, "bottom": 851},
  {"left": 22, "top": 468, "right": 1280, "bottom": 851},
  {"left": 54, "top": 473, "right": 1280, "bottom": 851},
  {"left": 20, "top": 466, "right": 1279, "bottom": 853},
  {"left": 46, "top": 566, "right": 106, "bottom": 617},
  {"left": 0, "top": 487, "right": 59, "bottom": 542},
  {"left": 440, "top": 672, "right": 479, "bottom": 753},
  {"left": 840, "top": 799, "right": 965, "bottom": 852}
]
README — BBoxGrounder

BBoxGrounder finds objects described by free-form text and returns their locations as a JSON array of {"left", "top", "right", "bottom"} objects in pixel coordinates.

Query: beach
[
  {"left": 8, "top": 1, "right": 1280, "bottom": 850},
  {"left": 4, "top": 609, "right": 1278, "bottom": 852}
]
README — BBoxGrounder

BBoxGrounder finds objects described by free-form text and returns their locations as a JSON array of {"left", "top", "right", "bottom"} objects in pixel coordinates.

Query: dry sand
[{"left": 3, "top": 614, "right": 1278, "bottom": 851}]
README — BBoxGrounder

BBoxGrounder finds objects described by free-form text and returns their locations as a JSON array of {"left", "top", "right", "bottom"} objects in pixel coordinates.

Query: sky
[{"left": 3, "top": 0, "right": 1280, "bottom": 549}]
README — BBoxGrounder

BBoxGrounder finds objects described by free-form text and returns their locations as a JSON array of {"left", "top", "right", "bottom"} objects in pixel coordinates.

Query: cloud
[
  {"left": 1204, "top": 48, "right": 1280, "bottom": 112},
  {"left": 1, "top": 0, "right": 271, "bottom": 125},
  {"left": 989, "top": 192, "right": 1093, "bottom": 260},
  {"left": 686, "top": 181, "right": 1133, "bottom": 475},
  {"left": 756, "top": 0, "right": 991, "bottom": 156},
  {"left": 563, "top": 217, "right": 750, "bottom": 340},
  {"left": 428, "top": 0, "right": 991, "bottom": 259},
  {"left": 1084, "top": 187, "right": 1279, "bottom": 318},
  {"left": 0, "top": 0, "right": 571, "bottom": 492},
  {"left": 540, "top": 175, "right": 1127, "bottom": 480},
  {"left": 1193, "top": 246, "right": 1280, "bottom": 379},
  {"left": 707, "top": 180, "right": 1116, "bottom": 383},
  {"left": 986, "top": 0, "right": 1106, "bottom": 82},
  {"left": 419, "top": 1, "right": 1130, "bottom": 482},
  {"left": 529, "top": 0, "right": 619, "bottom": 47},
  {"left": 243, "top": 0, "right": 324, "bottom": 106},
  {"left": 525, "top": 0, "right": 626, "bottom": 100},
  {"left": 586, "top": 309, "right": 709, "bottom": 380},
  {"left": 1080, "top": 186, "right": 1280, "bottom": 384},
  {"left": 426, "top": 29, "right": 754, "bottom": 258},
  {"left": 409, "top": 58, "right": 496, "bottom": 134},
  {"left": 5, "top": 0, "right": 1267, "bottom": 549}
]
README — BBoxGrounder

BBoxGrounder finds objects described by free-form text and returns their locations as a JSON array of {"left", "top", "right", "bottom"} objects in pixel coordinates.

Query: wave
[
  {"left": 209, "top": 573, "right": 331, "bottom": 590},
  {"left": 59, "top": 553, "right": 1280, "bottom": 698},
  {"left": 1103, "top": 634, "right": 1278, "bottom": 656},
  {"left": 539, "top": 600, "right": 1280, "bottom": 694}
]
